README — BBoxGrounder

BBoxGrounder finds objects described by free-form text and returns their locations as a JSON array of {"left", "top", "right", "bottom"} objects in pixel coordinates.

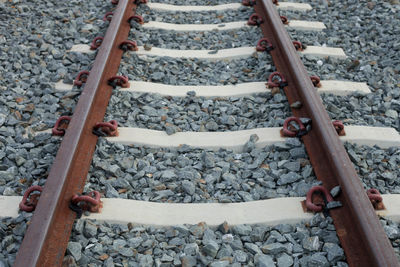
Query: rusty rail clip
[
  {"left": 73, "top": 70, "right": 90, "bottom": 87},
  {"left": 367, "top": 188, "right": 385, "bottom": 210},
  {"left": 90, "top": 37, "right": 104, "bottom": 50},
  {"left": 108, "top": 75, "right": 130, "bottom": 88},
  {"left": 92, "top": 120, "right": 118, "bottom": 137},
  {"left": 305, "top": 185, "right": 342, "bottom": 212},
  {"left": 19, "top": 186, "right": 43, "bottom": 212},
  {"left": 280, "top": 16, "right": 289, "bottom": 25},
  {"left": 256, "top": 38, "right": 274, "bottom": 52},
  {"left": 267, "top": 72, "right": 288, "bottom": 88},
  {"left": 103, "top": 11, "right": 113, "bottom": 22},
  {"left": 70, "top": 191, "right": 102, "bottom": 219},
  {"left": 119, "top": 40, "right": 138, "bottom": 51},
  {"left": 52, "top": 116, "right": 72, "bottom": 136},
  {"left": 281, "top": 117, "right": 312, "bottom": 138},
  {"left": 310, "top": 75, "right": 321, "bottom": 87},
  {"left": 293, "top": 41, "right": 305, "bottom": 51},
  {"left": 248, "top": 13, "right": 263, "bottom": 26},
  {"left": 128, "top": 15, "right": 144, "bottom": 25},
  {"left": 332, "top": 120, "right": 346, "bottom": 136}
]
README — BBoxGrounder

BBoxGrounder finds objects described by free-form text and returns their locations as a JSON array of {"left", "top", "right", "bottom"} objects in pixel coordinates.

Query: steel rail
[
  {"left": 254, "top": 1, "right": 398, "bottom": 266},
  {"left": 13, "top": 0, "right": 136, "bottom": 266}
]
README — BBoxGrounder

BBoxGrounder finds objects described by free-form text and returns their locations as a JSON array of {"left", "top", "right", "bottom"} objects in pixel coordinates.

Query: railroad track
[{"left": 0, "top": 0, "right": 399, "bottom": 266}]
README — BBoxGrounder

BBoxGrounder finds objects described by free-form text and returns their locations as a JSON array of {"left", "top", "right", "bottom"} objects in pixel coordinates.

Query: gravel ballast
[
  {"left": 5, "top": 211, "right": 400, "bottom": 266},
  {"left": 63, "top": 214, "right": 347, "bottom": 266},
  {"left": 86, "top": 137, "right": 400, "bottom": 203},
  {"left": 281, "top": 1, "right": 400, "bottom": 131},
  {"left": 0, "top": 213, "right": 33, "bottom": 266},
  {"left": 345, "top": 143, "right": 400, "bottom": 194},
  {"left": 0, "top": 132, "right": 61, "bottom": 197},
  {"left": 131, "top": 28, "right": 262, "bottom": 51},
  {"left": 137, "top": 4, "right": 253, "bottom": 24},
  {"left": 130, "top": 6, "right": 261, "bottom": 51},
  {"left": 104, "top": 92, "right": 291, "bottom": 132},
  {"left": 86, "top": 137, "right": 318, "bottom": 203},
  {"left": 119, "top": 53, "right": 274, "bottom": 85},
  {"left": 0, "top": 0, "right": 113, "bottom": 199},
  {"left": 0, "top": 0, "right": 122, "bottom": 199}
]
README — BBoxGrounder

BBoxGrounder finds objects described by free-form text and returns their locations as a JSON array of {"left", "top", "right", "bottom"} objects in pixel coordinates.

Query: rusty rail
[
  {"left": 13, "top": 0, "right": 136, "bottom": 266},
  {"left": 254, "top": 0, "right": 398, "bottom": 266}
]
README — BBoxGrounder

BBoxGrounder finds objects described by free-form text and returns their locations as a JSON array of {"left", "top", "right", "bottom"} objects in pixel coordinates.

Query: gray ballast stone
[
  {"left": 210, "top": 260, "right": 231, "bottom": 267},
  {"left": 323, "top": 243, "right": 345, "bottom": 262},
  {"left": 119, "top": 247, "right": 134, "bottom": 257},
  {"left": 330, "top": 185, "right": 341, "bottom": 198},
  {"left": 245, "top": 243, "right": 262, "bottom": 255},
  {"left": 203, "top": 240, "right": 220, "bottom": 258},
  {"left": 384, "top": 225, "right": 399, "bottom": 240},
  {"left": 139, "top": 254, "right": 154, "bottom": 267},
  {"left": 112, "top": 239, "right": 126, "bottom": 250},
  {"left": 233, "top": 250, "right": 248, "bottom": 262},
  {"left": 277, "top": 253, "right": 294, "bottom": 267},
  {"left": 128, "top": 237, "right": 143, "bottom": 248},
  {"left": 182, "top": 180, "right": 196, "bottom": 195},
  {"left": 181, "top": 255, "right": 196, "bottom": 267},
  {"left": 261, "top": 243, "right": 288, "bottom": 255},
  {"left": 67, "top": 242, "right": 82, "bottom": 261},
  {"left": 232, "top": 225, "right": 252, "bottom": 236},
  {"left": 277, "top": 172, "right": 302, "bottom": 185},
  {"left": 307, "top": 253, "right": 329, "bottom": 267},
  {"left": 326, "top": 201, "right": 342, "bottom": 210},
  {"left": 255, "top": 254, "right": 276, "bottom": 267},
  {"left": 216, "top": 244, "right": 232, "bottom": 258},
  {"left": 302, "top": 236, "right": 321, "bottom": 252},
  {"left": 83, "top": 221, "right": 97, "bottom": 237}
]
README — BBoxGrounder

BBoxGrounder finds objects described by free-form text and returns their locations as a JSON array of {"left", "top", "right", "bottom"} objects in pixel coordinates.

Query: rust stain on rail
[
  {"left": 13, "top": 0, "right": 136, "bottom": 266},
  {"left": 254, "top": 0, "right": 398, "bottom": 266}
]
